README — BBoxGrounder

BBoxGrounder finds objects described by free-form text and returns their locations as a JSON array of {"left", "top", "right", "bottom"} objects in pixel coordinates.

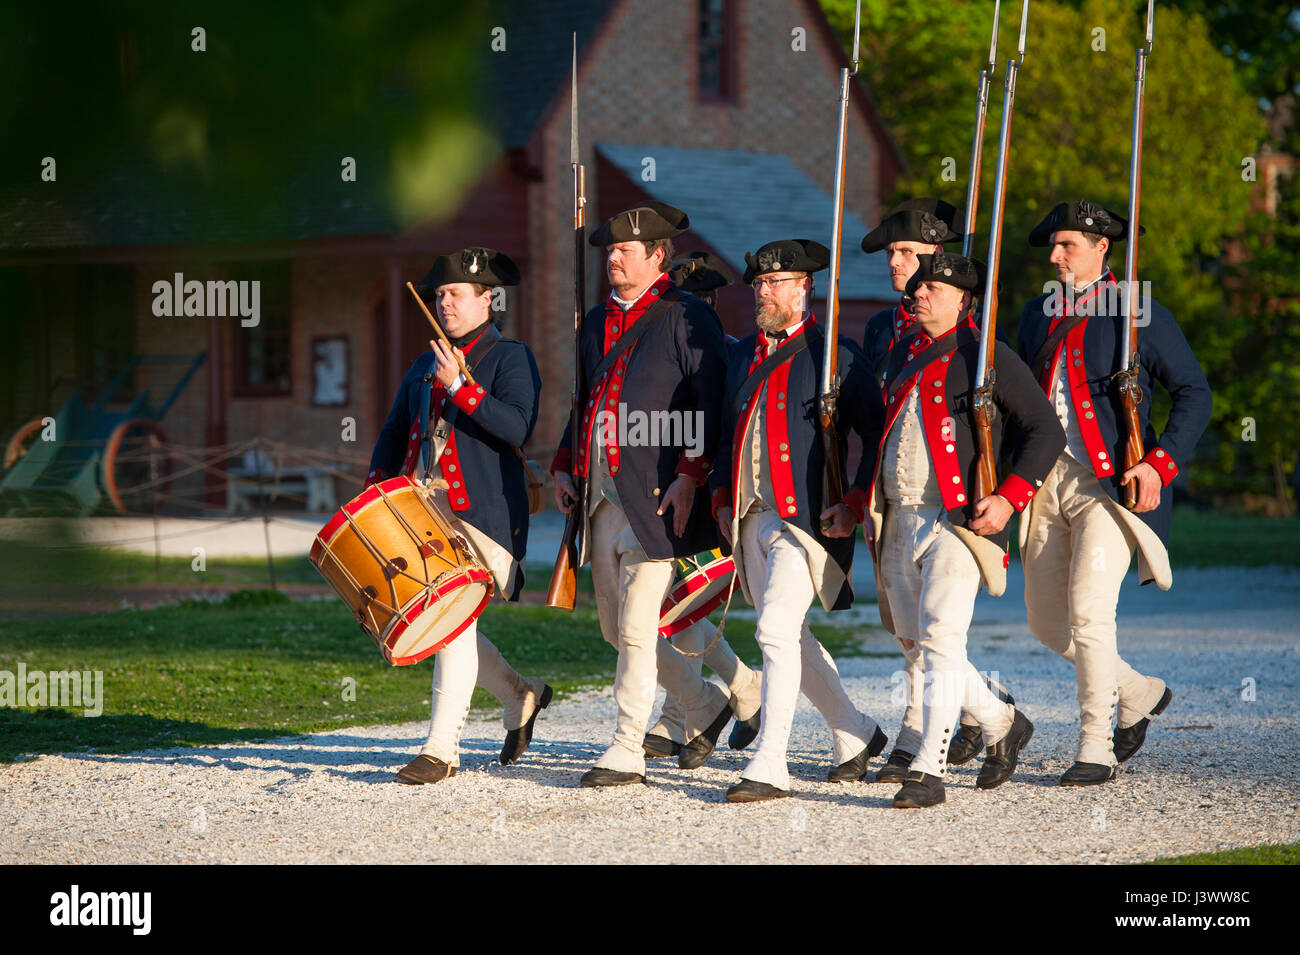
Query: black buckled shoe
[
  {"left": 874, "top": 748, "right": 914, "bottom": 784},
  {"left": 828, "top": 725, "right": 888, "bottom": 783},
  {"left": 500, "top": 683, "right": 553, "bottom": 765},
  {"left": 1113, "top": 686, "right": 1172, "bottom": 763},
  {"left": 643, "top": 733, "right": 683, "bottom": 758},
  {"left": 396, "top": 755, "right": 457, "bottom": 785},
  {"left": 679, "top": 702, "right": 734, "bottom": 770},
  {"left": 946, "top": 723, "right": 985, "bottom": 766},
  {"left": 725, "top": 778, "right": 791, "bottom": 803},
  {"left": 975, "top": 709, "right": 1034, "bottom": 790},
  {"left": 893, "top": 771, "right": 946, "bottom": 808},
  {"left": 580, "top": 767, "right": 645, "bottom": 787},
  {"left": 1059, "top": 761, "right": 1117, "bottom": 787},
  {"left": 728, "top": 707, "right": 762, "bottom": 750}
]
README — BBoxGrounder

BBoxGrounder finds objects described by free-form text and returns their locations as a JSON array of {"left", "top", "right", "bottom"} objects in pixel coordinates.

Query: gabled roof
[
  {"left": 487, "top": 0, "right": 617, "bottom": 149},
  {"left": 597, "top": 143, "right": 895, "bottom": 300}
]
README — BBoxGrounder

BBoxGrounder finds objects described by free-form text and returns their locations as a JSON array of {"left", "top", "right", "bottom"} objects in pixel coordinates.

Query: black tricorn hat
[
  {"left": 415, "top": 248, "right": 520, "bottom": 294},
  {"left": 904, "top": 252, "right": 987, "bottom": 298},
  {"left": 742, "top": 239, "right": 830, "bottom": 285},
  {"left": 1028, "top": 200, "right": 1146, "bottom": 247},
  {"left": 669, "top": 251, "right": 734, "bottom": 294},
  {"left": 588, "top": 200, "right": 689, "bottom": 247},
  {"left": 861, "top": 197, "right": 965, "bottom": 253}
]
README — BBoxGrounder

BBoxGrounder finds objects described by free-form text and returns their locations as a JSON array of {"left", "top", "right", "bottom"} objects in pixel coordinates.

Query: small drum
[
  {"left": 310, "top": 476, "right": 494, "bottom": 665},
  {"left": 658, "top": 548, "right": 736, "bottom": 638}
]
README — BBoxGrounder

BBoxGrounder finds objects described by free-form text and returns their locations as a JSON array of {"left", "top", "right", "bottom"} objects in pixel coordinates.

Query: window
[
  {"left": 698, "top": 0, "right": 735, "bottom": 102},
  {"left": 232, "top": 261, "right": 292, "bottom": 397}
]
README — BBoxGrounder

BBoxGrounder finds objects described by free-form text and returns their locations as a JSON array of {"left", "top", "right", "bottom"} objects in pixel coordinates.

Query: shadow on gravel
[{"left": 0, "top": 709, "right": 301, "bottom": 763}]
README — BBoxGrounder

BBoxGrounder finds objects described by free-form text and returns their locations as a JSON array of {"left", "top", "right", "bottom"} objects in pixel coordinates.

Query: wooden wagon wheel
[
  {"left": 3, "top": 417, "right": 49, "bottom": 471},
  {"left": 102, "top": 418, "right": 173, "bottom": 513}
]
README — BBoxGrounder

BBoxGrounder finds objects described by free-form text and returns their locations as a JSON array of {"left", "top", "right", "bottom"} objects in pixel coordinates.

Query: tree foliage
[{"left": 823, "top": 0, "right": 1295, "bottom": 501}]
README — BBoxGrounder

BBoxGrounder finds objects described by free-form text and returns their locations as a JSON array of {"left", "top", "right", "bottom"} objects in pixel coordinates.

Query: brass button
[{"left": 652, "top": 487, "right": 660, "bottom": 496}]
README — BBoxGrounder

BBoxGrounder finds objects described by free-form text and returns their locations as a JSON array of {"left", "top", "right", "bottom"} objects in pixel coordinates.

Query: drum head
[
  {"left": 659, "top": 554, "right": 735, "bottom": 638},
  {"left": 383, "top": 567, "right": 494, "bottom": 666}
]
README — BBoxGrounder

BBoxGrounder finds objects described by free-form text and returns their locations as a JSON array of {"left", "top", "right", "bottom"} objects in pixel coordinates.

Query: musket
[
  {"left": 971, "top": 0, "right": 1029, "bottom": 505},
  {"left": 545, "top": 34, "right": 586, "bottom": 610},
  {"left": 817, "top": 0, "right": 860, "bottom": 530},
  {"left": 962, "top": 0, "right": 1002, "bottom": 257},
  {"left": 1115, "top": 0, "right": 1155, "bottom": 509}
]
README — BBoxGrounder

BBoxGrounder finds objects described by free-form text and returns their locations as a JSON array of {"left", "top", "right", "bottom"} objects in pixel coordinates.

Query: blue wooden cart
[{"left": 1, "top": 352, "right": 207, "bottom": 514}]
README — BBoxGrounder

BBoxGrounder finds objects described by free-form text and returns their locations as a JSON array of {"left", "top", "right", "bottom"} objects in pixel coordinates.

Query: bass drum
[{"left": 311, "top": 476, "right": 493, "bottom": 665}]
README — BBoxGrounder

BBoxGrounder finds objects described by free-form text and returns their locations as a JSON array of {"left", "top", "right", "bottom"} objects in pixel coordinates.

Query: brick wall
[{"left": 526, "top": 0, "right": 896, "bottom": 456}]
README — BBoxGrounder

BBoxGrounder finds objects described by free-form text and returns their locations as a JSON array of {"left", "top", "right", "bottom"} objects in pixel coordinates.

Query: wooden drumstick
[{"left": 405, "top": 281, "right": 478, "bottom": 387}]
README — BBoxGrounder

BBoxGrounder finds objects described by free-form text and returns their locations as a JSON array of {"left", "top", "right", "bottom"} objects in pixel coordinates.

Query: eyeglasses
[{"left": 752, "top": 275, "right": 804, "bottom": 290}]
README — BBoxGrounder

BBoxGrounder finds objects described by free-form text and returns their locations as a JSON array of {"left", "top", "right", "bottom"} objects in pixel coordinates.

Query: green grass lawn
[
  {"left": 1005, "top": 506, "right": 1299, "bottom": 568},
  {"left": 1147, "top": 842, "right": 1300, "bottom": 865},
  {"left": 0, "top": 589, "right": 876, "bottom": 762},
  {"left": 0, "top": 536, "right": 595, "bottom": 594},
  {"left": 1166, "top": 508, "right": 1299, "bottom": 568}
]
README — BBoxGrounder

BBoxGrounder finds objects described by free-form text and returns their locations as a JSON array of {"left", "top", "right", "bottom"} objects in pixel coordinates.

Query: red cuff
[
  {"left": 550, "top": 448, "right": 573, "bottom": 476},
  {"left": 841, "top": 487, "right": 869, "bottom": 523},
  {"left": 364, "top": 468, "right": 391, "bottom": 490},
  {"left": 1142, "top": 446, "right": 1179, "bottom": 485},
  {"left": 675, "top": 455, "right": 712, "bottom": 486},
  {"left": 994, "top": 472, "right": 1038, "bottom": 513},
  {"left": 710, "top": 486, "right": 733, "bottom": 520},
  {"left": 448, "top": 381, "right": 487, "bottom": 416}
]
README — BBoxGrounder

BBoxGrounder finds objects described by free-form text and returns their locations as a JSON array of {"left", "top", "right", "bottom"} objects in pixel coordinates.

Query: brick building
[{"left": 0, "top": 0, "right": 901, "bottom": 512}]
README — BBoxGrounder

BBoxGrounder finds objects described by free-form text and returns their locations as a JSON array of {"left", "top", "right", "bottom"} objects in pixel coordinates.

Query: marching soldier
[
  {"left": 709, "top": 239, "right": 888, "bottom": 804},
  {"left": 551, "top": 201, "right": 740, "bottom": 786},
  {"left": 860, "top": 199, "right": 1017, "bottom": 785},
  {"left": 368, "top": 248, "right": 552, "bottom": 785},
  {"left": 668, "top": 251, "right": 734, "bottom": 312},
  {"left": 865, "top": 252, "right": 1062, "bottom": 808},
  {"left": 645, "top": 250, "right": 763, "bottom": 761},
  {"left": 1016, "top": 201, "right": 1212, "bottom": 785}
]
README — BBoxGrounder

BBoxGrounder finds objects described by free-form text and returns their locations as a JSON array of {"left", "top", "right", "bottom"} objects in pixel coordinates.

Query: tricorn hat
[
  {"left": 904, "top": 252, "right": 987, "bottom": 298},
  {"left": 861, "top": 197, "right": 965, "bottom": 253},
  {"left": 1028, "top": 200, "right": 1146, "bottom": 247},
  {"left": 742, "top": 239, "right": 830, "bottom": 285},
  {"left": 415, "top": 247, "right": 520, "bottom": 295},
  {"left": 588, "top": 200, "right": 690, "bottom": 247},
  {"left": 669, "top": 251, "right": 734, "bottom": 295}
]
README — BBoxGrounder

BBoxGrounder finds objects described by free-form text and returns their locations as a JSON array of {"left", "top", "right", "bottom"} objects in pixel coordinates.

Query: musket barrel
[
  {"left": 1120, "top": 47, "right": 1147, "bottom": 368},
  {"left": 821, "top": 68, "right": 851, "bottom": 394},
  {"left": 974, "top": 59, "right": 1018, "bottom": 390}
]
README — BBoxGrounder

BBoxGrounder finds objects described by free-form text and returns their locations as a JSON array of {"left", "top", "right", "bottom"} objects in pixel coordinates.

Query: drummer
[{"left": 367, "top": 247, "right": 551, "bottom": 785}]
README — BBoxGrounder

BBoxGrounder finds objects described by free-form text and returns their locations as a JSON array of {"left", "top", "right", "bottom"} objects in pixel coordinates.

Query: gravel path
[{"left": 3, "top": 564, "right": 1298, "bottom": 865}]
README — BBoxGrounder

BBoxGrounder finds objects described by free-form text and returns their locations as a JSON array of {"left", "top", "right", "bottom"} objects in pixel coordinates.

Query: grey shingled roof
[{"left": 596, "top": 143, "right": 894, "bottom": 300}]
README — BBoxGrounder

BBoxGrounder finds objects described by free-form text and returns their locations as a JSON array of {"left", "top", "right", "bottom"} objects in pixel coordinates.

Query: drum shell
[{"left": 310, "top": 476, "right": 493, "bottom": 664}]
